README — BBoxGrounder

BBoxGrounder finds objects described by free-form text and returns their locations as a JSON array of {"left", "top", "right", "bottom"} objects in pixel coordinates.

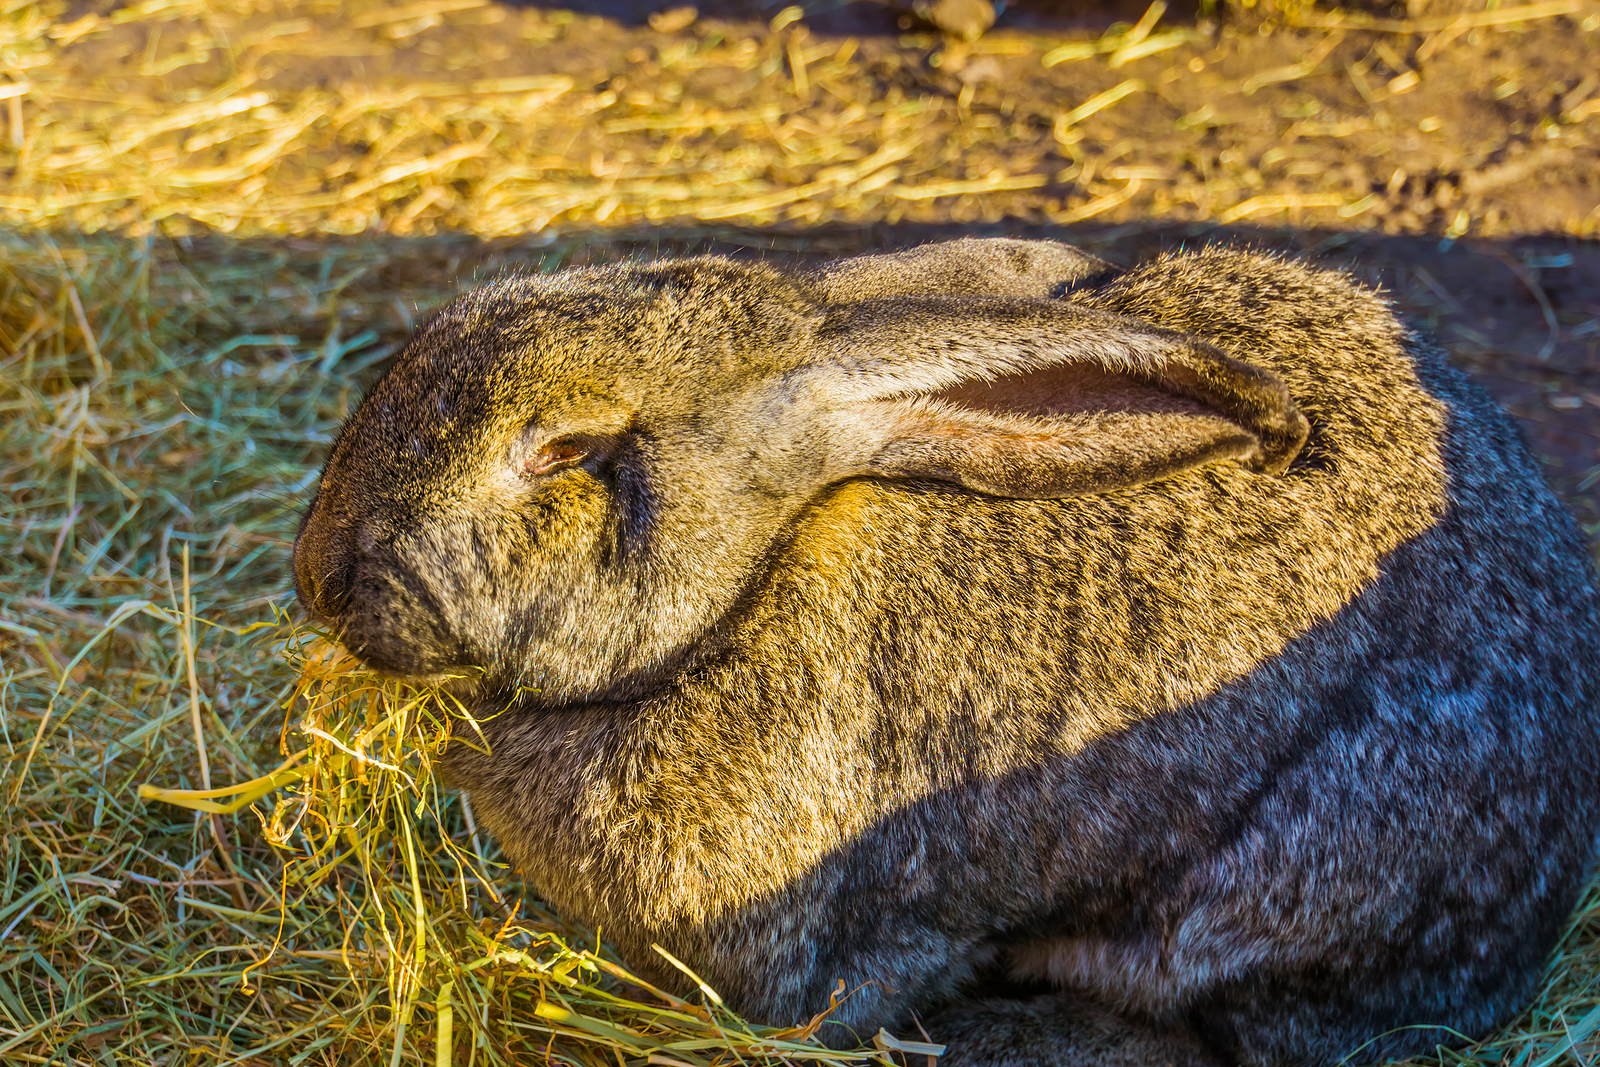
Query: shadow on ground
[{"left": 495, "top": 0, "right": 1204, "bottom": 37}]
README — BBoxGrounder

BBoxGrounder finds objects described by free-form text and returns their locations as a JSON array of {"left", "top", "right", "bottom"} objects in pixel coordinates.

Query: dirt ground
[{"left": 16, "top": 0, "right": 1600, "bottom": 530}]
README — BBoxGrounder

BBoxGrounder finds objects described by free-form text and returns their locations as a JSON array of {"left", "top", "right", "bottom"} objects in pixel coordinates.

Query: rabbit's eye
[{"left": 524, "top": 438, "right": 589, "bottom": 477}]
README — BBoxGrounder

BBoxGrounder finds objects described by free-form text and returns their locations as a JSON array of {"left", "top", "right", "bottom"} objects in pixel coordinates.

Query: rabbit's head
[{"left": 294, "top": 247, "right": 1307, "bottom": 705}]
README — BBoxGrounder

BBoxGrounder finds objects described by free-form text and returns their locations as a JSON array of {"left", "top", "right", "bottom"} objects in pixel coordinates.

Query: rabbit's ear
[
  {"left": 806, "top": 238, "right": 1119, "bottom": 303},
  {"left": 811, "top": 297, "right": 1309, "bottom": 500}
]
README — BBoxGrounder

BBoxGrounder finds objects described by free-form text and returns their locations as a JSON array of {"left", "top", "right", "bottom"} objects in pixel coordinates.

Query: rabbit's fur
[{"left": 294, "top": 238, "right": 1600, "bottom": 1067}]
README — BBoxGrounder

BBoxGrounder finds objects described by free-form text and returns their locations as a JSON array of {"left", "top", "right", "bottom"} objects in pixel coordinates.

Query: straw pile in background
[
  {"left": 2, "top": 0, "right": 1598, "bottom": 238},
  {"left": 2, "top": 0, "right": 1598, "bottom": 1064}
]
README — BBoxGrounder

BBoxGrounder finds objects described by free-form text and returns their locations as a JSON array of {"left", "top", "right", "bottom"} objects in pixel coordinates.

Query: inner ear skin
[
  {"left": 847, "top": 354, "right": 1293, "bottom": 501},
  {"left": 868, "top": 399, "right": 1261, "bottom": 500},
  {"left": 934, "top": 365, "right": 1211, "bottom": 421}
]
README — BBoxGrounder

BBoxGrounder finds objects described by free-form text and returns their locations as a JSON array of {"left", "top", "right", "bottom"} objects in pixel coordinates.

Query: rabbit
[{"left": 292, "top": 237, "right": 1600, "bottom": 1067}]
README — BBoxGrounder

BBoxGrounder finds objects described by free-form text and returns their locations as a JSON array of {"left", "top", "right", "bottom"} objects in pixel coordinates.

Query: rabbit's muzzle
[{"left": 294, "top": 505, "right": 471, "bottom": 678}]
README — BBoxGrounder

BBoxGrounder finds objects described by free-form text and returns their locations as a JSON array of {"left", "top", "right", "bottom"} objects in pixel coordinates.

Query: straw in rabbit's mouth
[
  {"left": 344, "top": 645, "right": 484, "bottom": 690},
  {"left": 363, "top": 662, "right": 464, "bottom": 687}
]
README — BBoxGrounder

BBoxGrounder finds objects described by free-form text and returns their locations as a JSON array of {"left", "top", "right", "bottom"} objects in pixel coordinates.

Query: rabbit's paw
[{"left": 924, "top": 994, "right": 1221, "bottom": 1067}]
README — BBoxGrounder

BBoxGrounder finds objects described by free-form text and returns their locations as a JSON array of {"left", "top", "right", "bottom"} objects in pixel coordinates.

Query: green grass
[{"left": 0, "top": 228, "right": 920, "bottom": 1066}]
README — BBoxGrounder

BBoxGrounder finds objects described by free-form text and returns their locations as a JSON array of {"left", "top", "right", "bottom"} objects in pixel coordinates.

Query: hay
[
  {"left": 2, "top": 0, "right": 1598, "bottom": 1063},
  {"left": 3, "top": 0, "right": 1596, "bottom": 237},
  {"left": 0, "top": 227, "right": 927, "bottom": 1065}
]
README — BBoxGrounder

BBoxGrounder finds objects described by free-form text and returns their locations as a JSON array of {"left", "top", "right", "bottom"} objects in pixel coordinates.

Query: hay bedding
[
  {"left": 4, "top": 0, "right": 1600, "bottom": 237},
  {"left": 1, "top": 1, "right": 1598, "bottom": 1064},
  {"left": 0, "top": 229, "right": 904, "bottom": 1066}
]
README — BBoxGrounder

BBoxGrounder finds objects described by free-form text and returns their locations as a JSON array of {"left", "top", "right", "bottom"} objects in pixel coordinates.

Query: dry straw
[
  {"left": 144, "top": 633, "right": 899, "bottom": 1067},
  {"left": 2, "top": 0, "right": 1599, "bottom": 1063},
  {"left": 2, "top": 0, "right": 1596, "bottom": 238}
]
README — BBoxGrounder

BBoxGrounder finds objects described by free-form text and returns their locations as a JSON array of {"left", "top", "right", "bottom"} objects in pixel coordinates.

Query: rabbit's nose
[
  {"left": 309, "top": 555, "right": 356, "bottom": 618},
  {"left": 292, "top": 505, "right": 359, "bottom": 619},
  {"left": 294, "top": 538, "right": 355, "bottom": 619}
]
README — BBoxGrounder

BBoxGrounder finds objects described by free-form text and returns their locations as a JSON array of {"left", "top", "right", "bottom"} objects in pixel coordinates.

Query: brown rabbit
[{"left": 294, "top": 238, "right": 1600, "bottom": 1066}]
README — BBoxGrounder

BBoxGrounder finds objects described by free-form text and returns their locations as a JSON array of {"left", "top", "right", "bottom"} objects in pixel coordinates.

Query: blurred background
[{"left": 1, "top": 1, "right": 1597, "bottom": 1064}]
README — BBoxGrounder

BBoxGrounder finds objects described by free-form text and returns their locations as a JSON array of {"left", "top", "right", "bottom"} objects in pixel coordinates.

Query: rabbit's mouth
[
  {"left": 359, "top": 657, "right": 486, "bottom": 698},
  {"left": 338, "top": 640, "right": 471, "bottom": 683},
  {"left": 295, "top": 514, "right": 487, "bottom": 682},
  {"left": 295, "top": 566, "right": 481, "bottom": 683},
  {"left": 330, "top": 655, "right": 466, "bottom": 691},
  {"left": 324, "top": 608, "right": 477, "bottom": 682}
]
